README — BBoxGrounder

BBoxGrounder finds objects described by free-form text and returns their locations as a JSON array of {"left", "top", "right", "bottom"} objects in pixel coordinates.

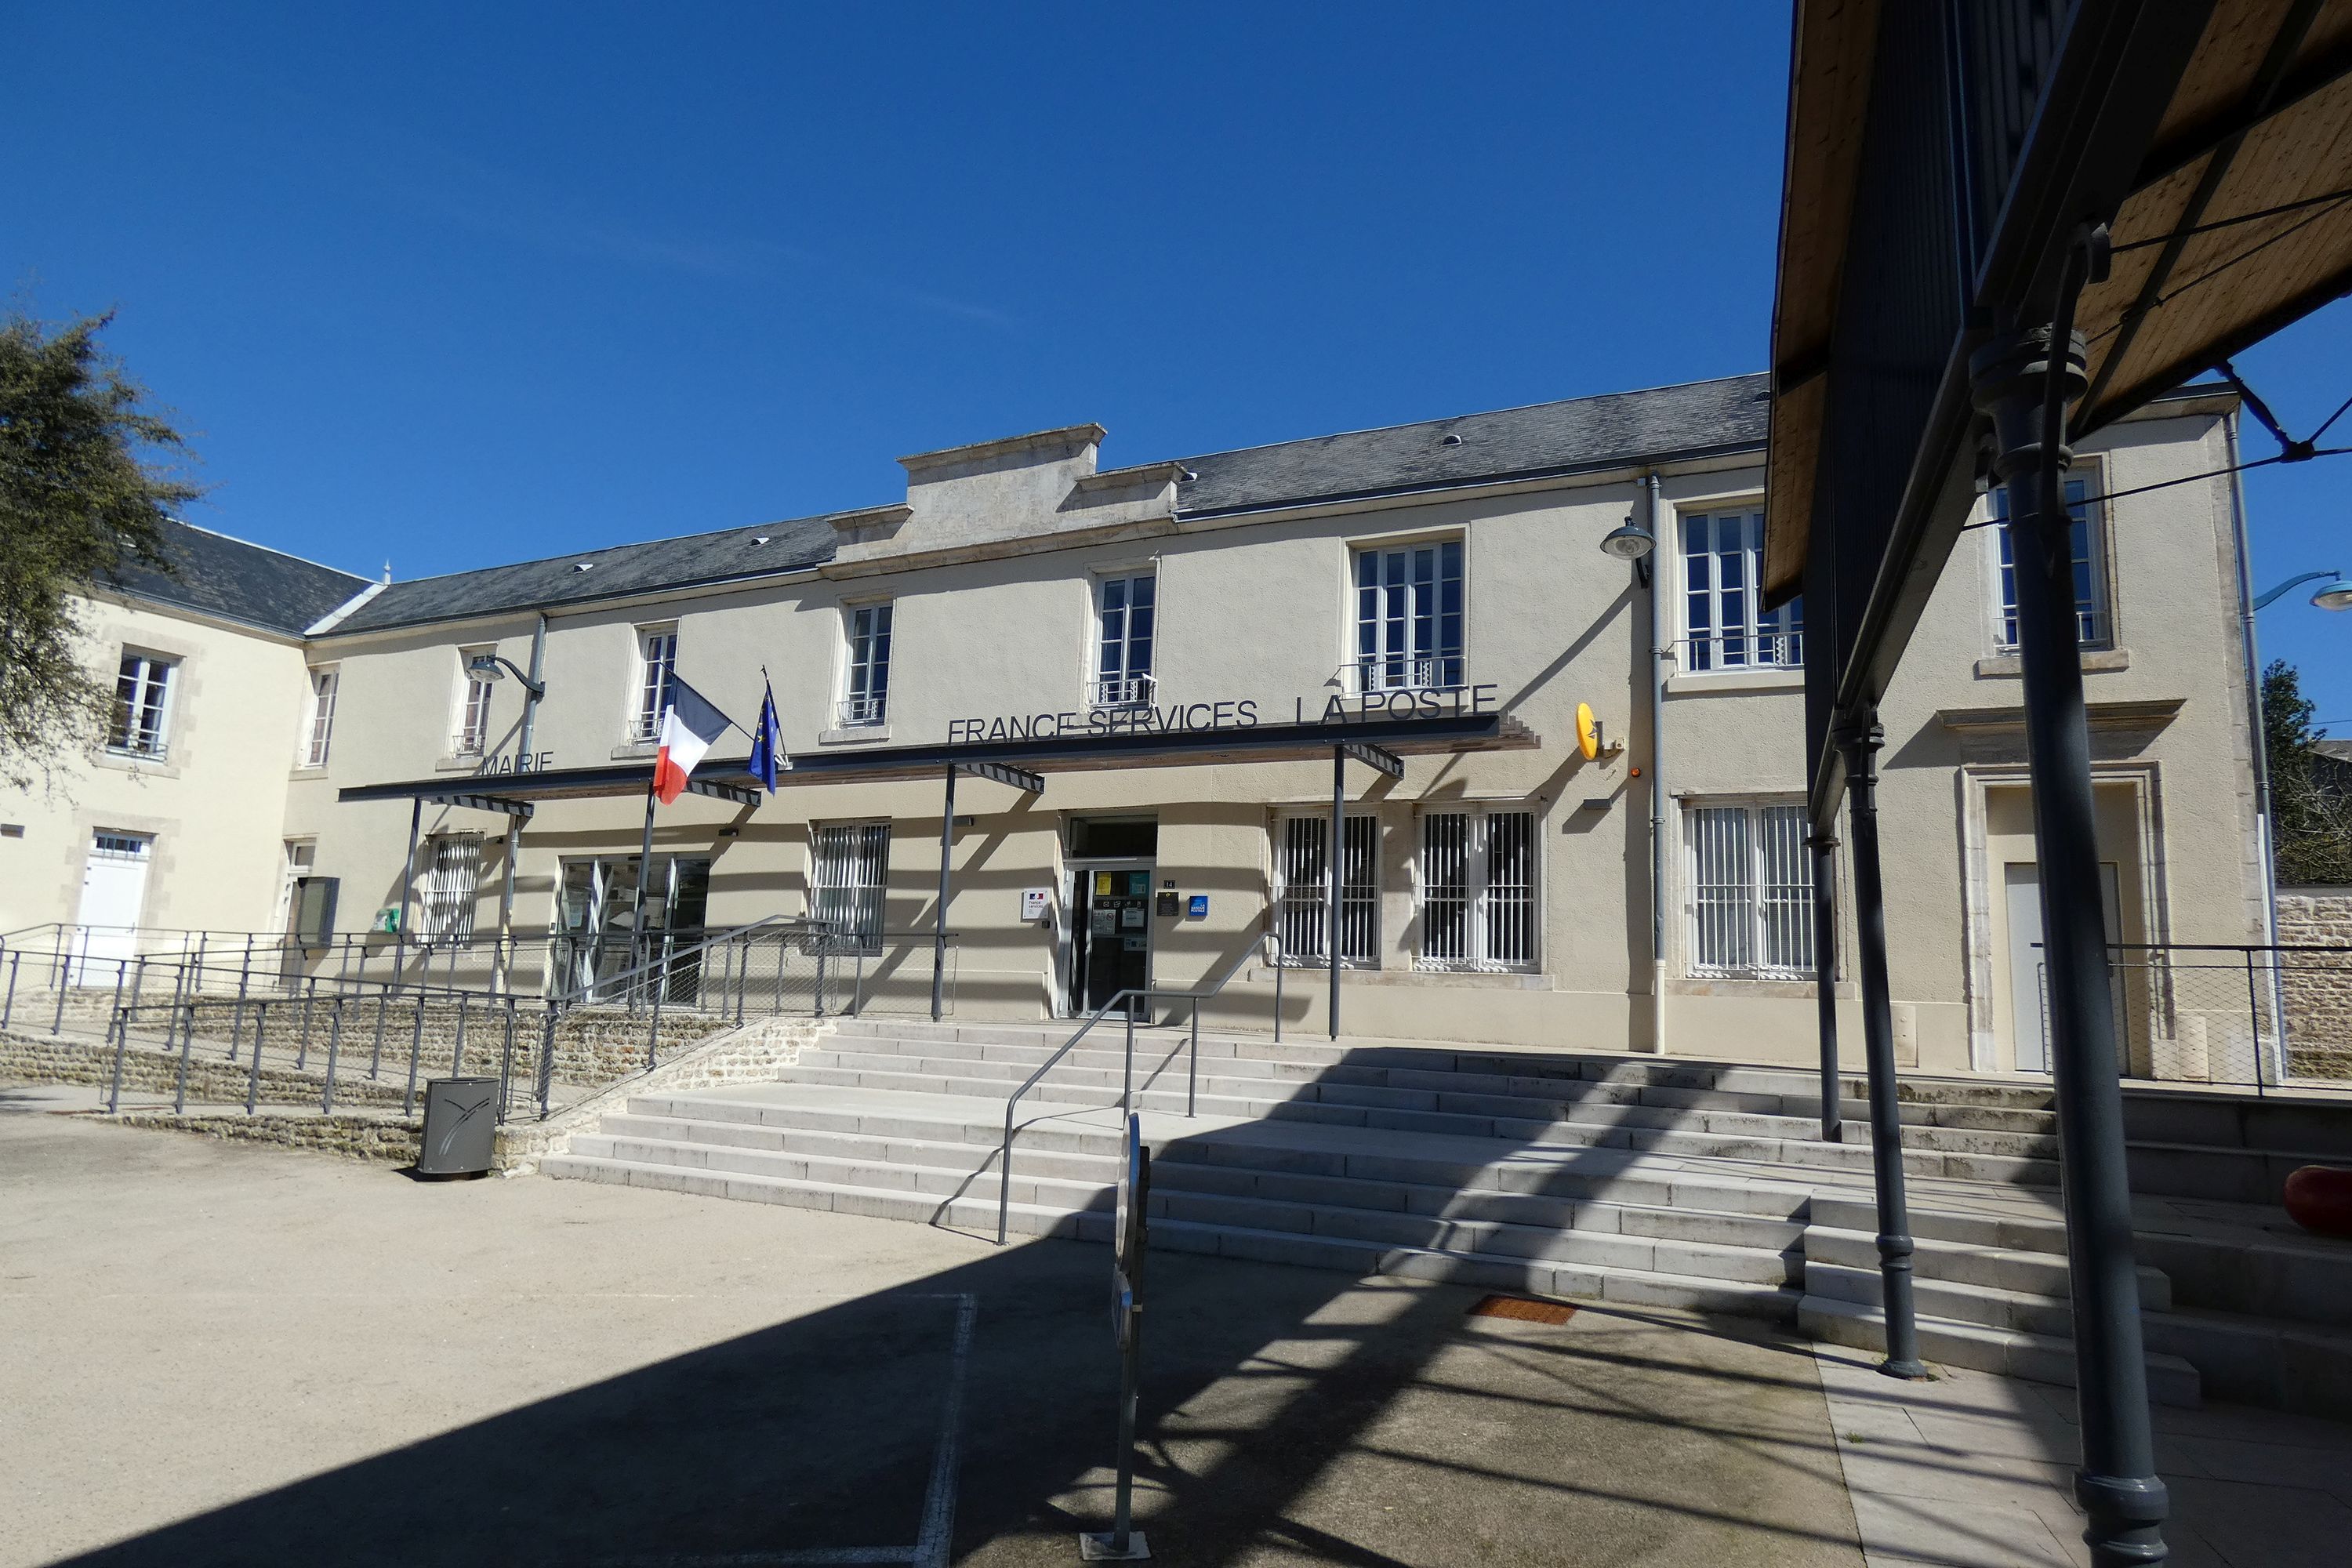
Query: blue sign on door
[{"left": 1188, "top": 895, "right": 1208, "bottom": 918}]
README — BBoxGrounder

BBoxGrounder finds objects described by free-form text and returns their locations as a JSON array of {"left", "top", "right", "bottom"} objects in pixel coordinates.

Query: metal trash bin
[{"left": 416, "top": 1076, "right": 500, "bottom": 1178}]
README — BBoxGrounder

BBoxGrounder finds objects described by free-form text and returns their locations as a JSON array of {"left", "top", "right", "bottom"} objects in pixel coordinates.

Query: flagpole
[{"left": 630, "top": 775, "right": 658, "bottom": 991}]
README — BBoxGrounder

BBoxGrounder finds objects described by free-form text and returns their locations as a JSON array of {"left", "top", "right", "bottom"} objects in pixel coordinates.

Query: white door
[
  {"left": 2005, "top": 860, "right": 2122, "bottom": 1073},
  {"left": 73, "top": 833, "right": 152, "bottom": 983}
]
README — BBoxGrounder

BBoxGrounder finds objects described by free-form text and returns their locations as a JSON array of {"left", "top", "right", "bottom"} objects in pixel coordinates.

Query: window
[
  {"left": 453, "top": 648, "right": 495, "bottom": 756},
  {"left": 107, "top": 652, "right": 176, "bottom": 757},
  {"left": 1274, "top": 814, "right": 1379, "bottom": 967},
  {"left": 1354, "top": 540, "right": 1465, "bottom": 691},
  {"left": 1687, "top": 802, "right": 1814, "bottom": 978},
  {"left": 419, "top": 834, "right": 481, "bottom": 944},
  {"left": 811, "top": 823, "right": 890, "bottom": 949},
  {"left": 842, "top": 603, "right": 892, "bottom": 727},
  {"left": 1094, "top": 574, "right": 1156, "bottom": 708},
  {"left": 632, "top": 626, "right": 678, "bottom": 742},
  {"left": 1682, "top": 508, "right": 1802, "bottom": 671},
  {"left": 301, "top": 667, "right": 338, "bottom": 768},
  {"left": 1417, "top": 808, "right": 1537, "bottom": 971},
  {"left": 1991, "top": 470, "right": 2110, "bottom": 649}
]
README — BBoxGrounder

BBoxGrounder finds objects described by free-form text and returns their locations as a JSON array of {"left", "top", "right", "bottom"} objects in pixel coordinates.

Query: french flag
[{"left": 653, "top": 677, "right": 734, "bottom": 804}]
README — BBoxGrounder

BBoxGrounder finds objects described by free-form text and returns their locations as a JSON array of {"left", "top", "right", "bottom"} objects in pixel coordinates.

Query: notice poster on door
[
  {"left": 1091, "top": 909, "right": 1116, "bottom": 936},
  {"left": 1126, "top": 871, "right": 1150, "bottom": 896},
  {"left": 1121, "top": 905, "right": 1145, "bottom": 930},
  {"left": 1123, "top": 935, "right": 1147, "bottom": 953},
  {"left": 1095, "top": 872, "right": 1114, "bottom": 897}
]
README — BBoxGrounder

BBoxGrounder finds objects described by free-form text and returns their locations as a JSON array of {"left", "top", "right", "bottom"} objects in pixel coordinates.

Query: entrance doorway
[
  {"left": 557, "top": 854, "right": 711, "bottom": 998},
  {"left": 1064, "top": 816, "right": 1156, "bottom": 1017},
  {"left": 74, "top": 831, "right": 152, "bottom": 982},
  {"left": 2004, "top": 860, "right": 2122, "bottom": 1073}
]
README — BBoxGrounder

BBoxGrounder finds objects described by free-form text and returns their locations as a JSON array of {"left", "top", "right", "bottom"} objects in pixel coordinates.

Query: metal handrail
[
  {"left": 546, "top": 914, "right": 818, "bottom": 1003},
  {"left": 996, "top": 917, "right": 1272, "bottom": 1244}
]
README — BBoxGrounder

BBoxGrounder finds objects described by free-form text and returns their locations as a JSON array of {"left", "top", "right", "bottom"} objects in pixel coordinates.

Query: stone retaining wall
[
  {"left": 2275, "top": 889, "right": 2352, "bottom": 1080},
  {"left": 0, "top": 1029, "right": 411, "bottom": 1109}
]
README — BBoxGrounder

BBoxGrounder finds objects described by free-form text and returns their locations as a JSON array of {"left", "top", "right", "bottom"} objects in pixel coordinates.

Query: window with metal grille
[
  {"left": 419, "top": 834, "right": 481, "bottom": 943},
  {"left": 108, "top": 653, "right": 176, "bottom": 757},
  {"left": 1094, "top": 574, "right": 1156, "bottom": 708},
  {"left": 1991, "top": 469, "right": 2109, "bottom": 649},
  {"left": 1273, "top": 814, "right": 1378, "bottom": 967},
  {"left": 1682, "top": 508, "right": 1802, "bottom": 671},
  {"left": 811, "top": 822, "right": 890, "bottom": 951},
  {"left": 301, "top": 667, "right": 337, "bottom": 768},
  {"left": 1687, "top": 803, "right": 1813, "bottom": 978},
  {"left": 1417, "top": 808, "right": 1537, "bottom": 971},
  {"left": 633, "top": 626, "right": 678, "bottom": 742},
  {"left": 453, "top": 648, "right": 495, "bottom": 755},
  {"left": 842, "top": 604, "right": 892, "bottom": 727},
  {"left": 1353, "top": 539, "right": 1465, "bottom": 691}
]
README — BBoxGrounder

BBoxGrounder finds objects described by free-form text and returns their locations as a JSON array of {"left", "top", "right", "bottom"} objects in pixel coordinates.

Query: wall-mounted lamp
[
  {"left": 1598, "top": 517, "right": 1656, "bottom": 561},
  {"left": 466, "top": 652, "right": 546, "bottom": 699}
]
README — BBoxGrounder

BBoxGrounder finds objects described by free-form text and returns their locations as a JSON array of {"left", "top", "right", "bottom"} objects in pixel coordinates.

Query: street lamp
[
  {"left": 466, "top": 651, "right": 546, "bottom": 698},
  {"left": 1599, "top": 517, "right": 1656, "bottom": 561},
  {"left": 2252, "top": 568, "right": 2352, "bottom": 612}
]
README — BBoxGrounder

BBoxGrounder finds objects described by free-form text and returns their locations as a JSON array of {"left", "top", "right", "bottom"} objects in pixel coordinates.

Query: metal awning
[{"left": 335, "top": 713, "right": 1536, "bottom": 809}]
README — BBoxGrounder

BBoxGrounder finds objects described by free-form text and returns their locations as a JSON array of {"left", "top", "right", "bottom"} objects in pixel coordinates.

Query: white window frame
[
  {"left": 1414, "top": 806, "right": 1540, "bottom": 972},
  {"left": 300, "top": 666, "right": 338, "bottom": 769},
  {"left": 810, "top": 822, "right": 890, "bottom": 951},
  {"left": 1684, "top": 799, "right": 1815, "bottom": 979},
  {"left": 631, "top": 625, "right": 678, "bottom": 742},
  {"left": 1093, "top": 572, "right": 1156, "bottom": 709},
  {"left": 1272, "top": 811, "right": 1380, "bottom": 967},
  {"left": 1989, "top": 461, "right": 2111, "bottom": 651},
  {"left": 1680, "top": 505, "right": 1802, "bottom": 673},
  {"left": 1351, "top": 537, "right": 1465, "bottom": 693},
  {"left": 452, "top": 647, "right": 495, "bottom": 757},
  {"left": 107, "top": 651, "right": 177, "bottom": 758},
  {"left": 841, "top": 602, "right": 892, "bottom": 728},
  {"left": 419, "top": 833, "right": 481, "bottom": 945}
]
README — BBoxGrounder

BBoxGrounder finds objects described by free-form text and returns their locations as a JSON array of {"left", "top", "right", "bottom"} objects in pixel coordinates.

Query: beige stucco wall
[{"left": 0, "top": 597, "right": 313, "bottom": 940}]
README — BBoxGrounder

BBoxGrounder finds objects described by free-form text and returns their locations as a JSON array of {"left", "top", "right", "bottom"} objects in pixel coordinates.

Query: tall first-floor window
[
  {"left": 843, "top": 603, "right": 893, "bottom": 727},
  {"left": 1992, "top": 469, "right": 2109, "bottom": 650},
  {"left": 1274, "top": 813, "right": 1379, "bottom": 967},
  {"left": 811, "top": 822, "right": 891, "bottom": 950},
  {"left": 1417, "top": 808, "right": 1537, "bottom": 971},
  {"left": 454, "top": 648, "right": 495, "bottom": 755},
  {"left": 420, "top": 834, "right": 482, "bottom": 944},
  {"left": 1682, "top": 507, "right": 1802, "bottom": 671},
  {"left": 1355, "top": 539, "right": 1465, "bottom": 691},
  {"left": 1095, "top": 573, "right": 1156, "bottom": 707},
  {"left": 1686, "top": 801, "right": 1814, "bottom": 978},
  {"left": 301, "top": 667, "right": 338, "bottom": 768},
  {"left": 633, "top": 626, "right": 678, "bottom": 742},
  {"left": 109, "top": 652, "right": 176, "bottom": 757}
]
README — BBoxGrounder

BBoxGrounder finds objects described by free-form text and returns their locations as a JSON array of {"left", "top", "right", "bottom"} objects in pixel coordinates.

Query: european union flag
[{"left": 747, "top": 680, "right": 786, "bottom": 792}]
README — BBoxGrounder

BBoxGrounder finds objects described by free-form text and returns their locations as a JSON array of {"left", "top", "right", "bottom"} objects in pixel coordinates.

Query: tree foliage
[
  {"left": 0, "top": 310, "right": 198, "bottom": 791},
  {"left": 2263, "top": 658, "right": 2352, "bottom": 886}
]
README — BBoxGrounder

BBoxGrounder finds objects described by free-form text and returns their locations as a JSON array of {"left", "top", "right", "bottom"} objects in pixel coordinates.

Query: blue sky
[{"left": 10, "top": 5, "right": 2352, "bottom": 720}]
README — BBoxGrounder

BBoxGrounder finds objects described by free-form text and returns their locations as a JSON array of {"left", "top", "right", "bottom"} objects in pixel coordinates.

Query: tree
[
  {"left": 0, "top": 310, "right": 198, "bottom": 791},
  {"left": 2263, "top": 658, "right": 2352, "bottom": 885}
]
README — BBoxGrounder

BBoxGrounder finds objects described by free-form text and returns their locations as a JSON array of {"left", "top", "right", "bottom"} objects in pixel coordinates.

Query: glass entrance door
[
  {"left": 557, "top": 854, "right": 711, "bottom": 999},
  {"left": 1070, "top": 862, "right": 1153, "bottom": 1016}
]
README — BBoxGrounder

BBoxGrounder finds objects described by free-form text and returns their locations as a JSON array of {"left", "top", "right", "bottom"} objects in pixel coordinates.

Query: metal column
[
  {"left": 394, "top": 797, "right": 422, "bottom": 991},
  {"left": 1973, "top": 311, "right": 2168, "bottom": 1568},
  {"left": 494, "top": 613, "right": 547, "bottom": 993},
  {"left": 1327, "top": 746, "right": 1344, "bottom": 1040},
  {"left": 1809, "top": 828, "right": 1843, "bottom": 1142},
  {"left": 933, "top": 763, "right": 956, "bottom": 1023},
  {"left": 1840, "top": 720, "right": 1926, "bottom": 1380}
]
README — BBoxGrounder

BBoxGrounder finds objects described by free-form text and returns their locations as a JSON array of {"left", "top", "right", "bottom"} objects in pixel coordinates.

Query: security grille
[
  {"left": 1275, "top": 815, "right": 1378, "bottom": 966},
  {"left": 1689, "top": 803, "right": 1813, "bottom": 978},
  {"left": 1417, "top": 809, "right": 1537, "bottom": 971},
  {"left": 420, "top": 834, "right": 481, "bottom": 943},
  {"left": 812, "top": 822, "right": 890, "bottom": 951}
]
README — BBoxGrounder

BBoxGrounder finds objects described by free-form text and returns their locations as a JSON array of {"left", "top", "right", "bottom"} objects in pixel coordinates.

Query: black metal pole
[
  {"left": 1809, "top": 828, "right": 1844, "bottom": 1142},
  {"left": 1973, "top": 310, "right": 2168, "bottom": 1568},
  {"left": 933, "top": 764, "right": 956, "bottom": 1023},
  {"left": 396, "top": 797, "right": 422, "bottom": 993},
  {"left": 1327, "top": 747, "right": 1343, "bottom": 1040},
  {"left": 630, "top": 782, "right": 658, "bottom": 1005},
  {"left": 1839, "top": 720, "right": 1927, "bottom": 1380}
]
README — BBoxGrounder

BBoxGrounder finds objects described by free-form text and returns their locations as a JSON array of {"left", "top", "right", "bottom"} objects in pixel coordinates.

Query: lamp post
[
  {"left": 1600, "top": 498, "right": 1668, "bottom": 1054},
  {"left": 468, "top": 620, "right": 548, "bottom": 990},
  {"left": 2252, "top": 569, "right": 2352, "bottom": 612}
]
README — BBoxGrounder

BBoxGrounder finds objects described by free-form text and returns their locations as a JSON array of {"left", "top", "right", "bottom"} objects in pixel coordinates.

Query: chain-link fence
[{"left": 2053, "top": 944, "right": 2352, "bottom": 1092}]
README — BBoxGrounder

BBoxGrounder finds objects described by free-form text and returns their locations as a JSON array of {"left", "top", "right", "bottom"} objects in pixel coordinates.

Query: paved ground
[
  {"left": 2, "top": 1085, "right": 1862, "bottom": 1566},
  {"left": 9, "top": 1085, "right": 2346, "bottom": 1567}
]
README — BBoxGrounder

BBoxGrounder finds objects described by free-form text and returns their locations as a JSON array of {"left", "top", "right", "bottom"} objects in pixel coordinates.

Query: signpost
[{"left": 1081, "top": 1112, "right": 1151, "bottom": 1561}]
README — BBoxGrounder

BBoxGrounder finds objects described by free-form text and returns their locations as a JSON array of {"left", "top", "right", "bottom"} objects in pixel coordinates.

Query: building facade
[{"left": 3, "top": 375, "right": 2268, "bottom": 1076}]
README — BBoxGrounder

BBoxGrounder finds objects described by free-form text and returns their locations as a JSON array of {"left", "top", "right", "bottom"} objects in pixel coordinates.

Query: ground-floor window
[
  {"left": 811, "top": 822, "right": 891, "bottom": 952},
  {"left": 1417, "top": 808, "right": 1537, "bottom": 971},
  {"left": 1686, "top": 800, "right": 1813, "bottom": 978},
  {"left": 1274, "top": 813, "right": 1378, "bottom": 967},
  {"left": 420, "top": 834, "right": 481, "bottom": 943}
]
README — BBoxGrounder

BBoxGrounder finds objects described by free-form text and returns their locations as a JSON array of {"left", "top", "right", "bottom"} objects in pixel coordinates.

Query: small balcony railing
[
  {"left": 1341, "top": 655, "right": 1468, "bottom": 695},
  {"left": 837, "top": 693, "right": 887, "bottom": 728},
  {"left": 1091, "top": 673, "right": 1155, "bottom": 710},
  {"left": 1678, "top": 628, "right": 1804, "bottom": 673}
]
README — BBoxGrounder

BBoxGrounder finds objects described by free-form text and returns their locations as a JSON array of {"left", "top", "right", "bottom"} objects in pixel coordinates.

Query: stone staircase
[{"left": 541, "top": 1017, "right": 2352, "bottom": 1415}]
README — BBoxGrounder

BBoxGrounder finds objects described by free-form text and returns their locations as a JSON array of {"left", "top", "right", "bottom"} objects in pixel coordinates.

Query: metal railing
[
  {"left": 1676, "top": 628, "right": 1804, "bottom": 672},
  {"left": 837, "top": 693, "right": 887, "bottom": 728},
  {"left": 1091, "top": 673, "right": 1155, "bottom": 709},
  {"left": 2034, "top": 942, "right": 2352, "bottom": 1094},
  {"left": 996, "top": 919, "right": 1272, "bottom": 1243},
  {"left": 1337, "top": 656, "right": 1469, "bottom": 697}
]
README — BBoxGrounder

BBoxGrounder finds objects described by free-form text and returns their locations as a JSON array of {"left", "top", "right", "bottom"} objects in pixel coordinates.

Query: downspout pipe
[
  {"left": 2223, "top": 412, "right": 2286, "bottom": 1084},
  {"left": 1643, "top": 473, "right": 1671, "bottom": 1054}
]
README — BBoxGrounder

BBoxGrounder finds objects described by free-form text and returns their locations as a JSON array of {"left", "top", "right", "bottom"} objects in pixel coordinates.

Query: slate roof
[
  {"left": 103, "top": 518, "right": 372, "bottom": 637},
  {"left": 328, "top": 374, "right": 1772, "bottom": 634},
  {"left": 1173, "top": 373, "right": 1773, "bottom": 516},
  {"left": 332, "top": 510, "right": 842, "bottom": 635}
]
